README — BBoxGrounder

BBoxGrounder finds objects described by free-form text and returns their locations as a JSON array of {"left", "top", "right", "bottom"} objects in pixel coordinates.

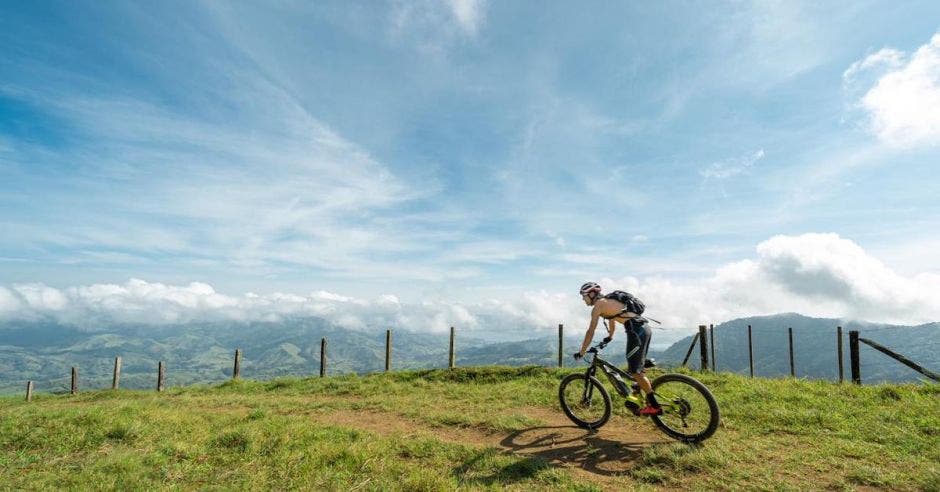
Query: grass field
[{"left": 2, "top": 366, "right": 939, "bottom": 490}]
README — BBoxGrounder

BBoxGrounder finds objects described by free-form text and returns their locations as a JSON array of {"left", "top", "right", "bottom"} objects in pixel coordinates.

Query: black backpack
[{"left": 603, "top": 290, "right": 645, "bottom": 315}]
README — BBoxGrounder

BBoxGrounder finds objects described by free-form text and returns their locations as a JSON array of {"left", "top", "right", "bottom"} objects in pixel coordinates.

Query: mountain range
[{"left": 1, "top": 313, "right": 938, "bottom": 394}]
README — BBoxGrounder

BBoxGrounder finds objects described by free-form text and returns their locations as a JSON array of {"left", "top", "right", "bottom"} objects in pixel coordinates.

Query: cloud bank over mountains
[
  {"left": 626, "top": 233, "right": 940, "bottom": 329},
  {"left": 2, "top": 234, "right": 939, "bottom": 333}
]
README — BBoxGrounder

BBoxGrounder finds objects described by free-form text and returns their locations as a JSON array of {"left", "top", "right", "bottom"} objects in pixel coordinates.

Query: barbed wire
[{"left": 853, "top": 326, "right": 927, "bottom": 335}]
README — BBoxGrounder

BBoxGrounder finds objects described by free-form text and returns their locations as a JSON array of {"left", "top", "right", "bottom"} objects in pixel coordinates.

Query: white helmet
[{"left": 579, "top": 282, "right": 601, "bottom": 296}]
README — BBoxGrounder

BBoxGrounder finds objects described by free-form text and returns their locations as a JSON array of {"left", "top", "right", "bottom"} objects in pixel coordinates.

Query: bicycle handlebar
[
  {"left": 587, "top": 339, "right": 609, "bottom": 354},
  {"left": 574, "top": 337, "right": 619, "bottom": 363}
]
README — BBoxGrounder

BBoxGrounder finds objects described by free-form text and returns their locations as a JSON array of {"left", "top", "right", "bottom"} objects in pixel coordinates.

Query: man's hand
[
  {"left": 602, "top": 336, "right": 613, "bottom": 344},
  {"left": 572, "top": 352, "right": 583, "bottom": 361}
]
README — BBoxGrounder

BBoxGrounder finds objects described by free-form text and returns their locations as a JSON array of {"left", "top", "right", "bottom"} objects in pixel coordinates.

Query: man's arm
[
  {"left": 579, "top": 306, "right": 602, "bottom": 356},
  {"left": 607, "top": 318, "right": 616, "bottom": 339}
]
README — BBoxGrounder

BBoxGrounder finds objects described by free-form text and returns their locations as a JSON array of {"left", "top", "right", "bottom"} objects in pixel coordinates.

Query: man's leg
[
  {"left": 631, "top": 372, "right": 654, "bottom": 394},
  {"left": 628, "top": 323, "right": 661, "bottom": 414}
]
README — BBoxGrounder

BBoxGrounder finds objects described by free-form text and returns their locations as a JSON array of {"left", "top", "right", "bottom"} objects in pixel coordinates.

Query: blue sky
[{"left": 2, "top": 1, "right": 940, "bottom": 333}]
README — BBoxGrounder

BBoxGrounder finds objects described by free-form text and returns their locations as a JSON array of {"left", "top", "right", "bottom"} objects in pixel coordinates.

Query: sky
[{"left": 2, "top": 1, "right": 940, "bottom": 342}]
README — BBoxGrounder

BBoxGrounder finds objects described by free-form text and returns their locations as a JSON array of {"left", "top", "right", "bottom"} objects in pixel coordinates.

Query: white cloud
[
  {"left": 545, "top": 230, "right": 566, "bottom": 248},
  {"left": 0, "top": 287, "right": 24, "bottom": 315},
  {"left": 4, "top": 234, "right": 939, "bottom": 337},
  {"left": 611, "top": 233, "right": 940, "bottom": 328},
  {"left": 446, "top": 0, "right": 486, "bottom": 35},
  {"left": 0, "top": 278, "right": 479, "bottom": 334},
  {"left": 700, "top": 149, "right": 765, "bottom": 180},
  {"left": 388, "top": 0, "right": 487, "bottom": 54},
  {"left": 555, "top": 233, "right": 940, "bottom": 331},
  {"left": 480, "top": 291, "right": 577, "bottom": 329},
  {"left": 845, "top": 33, "right": 940, "bottom": 147},
  {"left": 12, "top": 284, "right": 70, "bottom": 311},
  {"left": 842, "top": 48, "right": 904, "bottom": 82}
]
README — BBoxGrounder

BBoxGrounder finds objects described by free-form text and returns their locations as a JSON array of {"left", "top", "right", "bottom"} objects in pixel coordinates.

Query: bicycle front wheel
[
  {"left": 558, "top": 373, "right": 611, "bottom": 429},
  {"left": 650, "top": 373, "right": 720, "bottom": 443}
]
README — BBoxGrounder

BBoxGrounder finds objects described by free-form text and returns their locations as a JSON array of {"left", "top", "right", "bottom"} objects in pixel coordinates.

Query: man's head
[{"left": 579, "top": 282, "right": 602, "bottom": 306}]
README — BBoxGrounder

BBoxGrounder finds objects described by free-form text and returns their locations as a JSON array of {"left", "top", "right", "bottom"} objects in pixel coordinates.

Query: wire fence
[
  {"left": 682, "top": 325, "right": 940, "bottom": 384},
  {"left": 10, "top": 322, "right": 940, "bottom": 401}
]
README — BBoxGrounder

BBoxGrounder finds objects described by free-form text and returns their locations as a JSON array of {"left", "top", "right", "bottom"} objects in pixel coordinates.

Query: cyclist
[{"left": 574, "top": 282, "right": 662, "bottom": 416}]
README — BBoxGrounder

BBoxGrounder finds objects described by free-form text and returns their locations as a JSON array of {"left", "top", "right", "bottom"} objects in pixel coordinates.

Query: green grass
[{"left": 2, "top": 366, "right": 938, "bottom": 490}]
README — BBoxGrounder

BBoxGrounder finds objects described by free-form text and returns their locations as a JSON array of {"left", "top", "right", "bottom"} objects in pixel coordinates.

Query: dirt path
[{"left": 308, "top": 404, "right": 672, "bottom": 487}]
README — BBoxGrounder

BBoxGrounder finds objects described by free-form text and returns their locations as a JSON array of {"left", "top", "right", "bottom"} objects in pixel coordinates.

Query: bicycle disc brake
[{"left": 673, "top": 398, "right": 692, "bottom": 428}]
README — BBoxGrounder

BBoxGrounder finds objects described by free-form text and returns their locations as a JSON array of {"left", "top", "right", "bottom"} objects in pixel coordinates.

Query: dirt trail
[{"left": 309, "top": 404, "right": 672, "bottom": 486}]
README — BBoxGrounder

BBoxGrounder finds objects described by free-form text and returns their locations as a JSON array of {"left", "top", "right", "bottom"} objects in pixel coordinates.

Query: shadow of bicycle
[{"left": 498, "top": 424, "right": 666, "bottom": 477}]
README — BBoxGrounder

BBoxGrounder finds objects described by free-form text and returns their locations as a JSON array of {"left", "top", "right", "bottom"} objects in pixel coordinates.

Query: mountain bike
[{"left": 558, "top": 337, "right": 720, "bottom": 443}]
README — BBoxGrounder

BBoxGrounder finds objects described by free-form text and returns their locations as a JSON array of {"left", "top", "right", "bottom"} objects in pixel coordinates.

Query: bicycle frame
[
  {"left": 584, "top": 350, "right": 636, "bottom": 399},
  {"left": 579, "top": 343, "right": 658, "bottom": 413}
]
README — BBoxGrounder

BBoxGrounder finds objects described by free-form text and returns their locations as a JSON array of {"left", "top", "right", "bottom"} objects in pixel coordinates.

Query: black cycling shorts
[{"left": 626, "top": 321, "right": 652, "bottom": 374}]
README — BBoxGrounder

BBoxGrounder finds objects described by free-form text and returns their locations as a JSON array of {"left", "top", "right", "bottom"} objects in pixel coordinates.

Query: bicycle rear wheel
[
  {"left": 558, "top": 373, "right": 611, "bottom": 429},
  {"left": 649, "top": 373, "right": 720, "bottom": 443}
]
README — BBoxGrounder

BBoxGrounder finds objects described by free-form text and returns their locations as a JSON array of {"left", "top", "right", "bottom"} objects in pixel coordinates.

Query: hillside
[{"left": 1, "top": 366, "right": 938, "bottom": 490}]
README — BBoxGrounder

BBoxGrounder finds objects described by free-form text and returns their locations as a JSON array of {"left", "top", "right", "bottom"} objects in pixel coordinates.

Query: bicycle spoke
[{"left": 561, "top": 376, "right": 608, "bottom": 426}]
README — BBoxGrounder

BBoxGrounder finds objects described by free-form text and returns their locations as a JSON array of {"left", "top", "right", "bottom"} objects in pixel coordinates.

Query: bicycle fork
[{"left": 581, "top": 366, "right": 596, "bottom": 405}]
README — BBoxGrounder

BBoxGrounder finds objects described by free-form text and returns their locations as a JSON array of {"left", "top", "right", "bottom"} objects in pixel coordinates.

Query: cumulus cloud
[
  {"left": 844, "top": 33, "right": 940, "bottom": 147},
  {"left": 566, "top": 233, "right": 940, "bottom": 330},
  {"left": 2, "top": 234, "right": 938, "bottom": 335},
  {"left": 607, "top": 233, "right": 940, "bottom": 328}
]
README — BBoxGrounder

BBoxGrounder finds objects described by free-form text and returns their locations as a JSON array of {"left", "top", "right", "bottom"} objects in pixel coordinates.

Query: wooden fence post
[
  {"left": 748, "top": 324, "right": 754, "bottom": 378},
  {"left": 449, "top": 326, "right": 456, "bottom": 369},
  {"left": 157, "top": 361, "right": 165, "bottom": 392},
  {"left": 849, "top": 330, "right": 861, "bottom": 384},
  {"left": 698, "top": 325, "right": 709, "bottom": 372},
  {"left": 681, "top": 332, "right": 699, "bottom": 366},
  {"left": 232, "top": 349, "right": 241, "bottom": 380},
  {"left": 320, "top": 338, "right": 327, "bottom": 377},
  {"left": 837, "top": 326, "right": 844, "bottom": 383},
  {"left": 558, "top": 324, "right": 564, "bottom": 368},
  {"left": 26, "top": 381, "right": 33, "bottom": 402},
  {"left": 858, "top": 336, "right": 940, "bottom": 382},
  {"left": 788, "top": 327, "right": 795, "bottom": 377},
  {"left": 385, "top": 329, "right": 392, "bottom": 373},
  {"left": 709, "top": 324, "right": 716, "bottom": 371},
  {"left": 112, "top": 356, "right": 122, "bottom": 390},
  {"left": 71, "top": 367, "right": 78, "bottom": 395}
]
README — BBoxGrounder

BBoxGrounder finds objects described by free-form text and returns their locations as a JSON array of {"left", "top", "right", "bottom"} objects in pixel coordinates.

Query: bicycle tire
[
  {"left": 558, "top": 373, "right": 611, "bottom": 429},
  {"left": 649, "top": 373, "right": 720, "bottom": 443}
]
